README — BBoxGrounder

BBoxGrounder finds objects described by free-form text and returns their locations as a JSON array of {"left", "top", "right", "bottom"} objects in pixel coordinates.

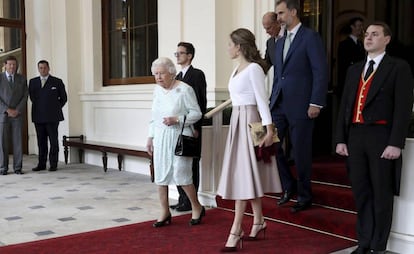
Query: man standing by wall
[
  {"left": 336, "top": 22, "right": 413, "bottom": 254},
  {"left": 170, "top": 42, "right": 207, "bottom": 212},
  {"left": 29, "top": 60, "right": 67, "bottom": 172},
  {"left": 0, "top": 55, "right": 28, "bottom": 175},
  {"left": 262, "top": 11, "right": 283, "bottom": 73},
  {"left": 337, "top": 17, "right": 366, "bottom": 99},
  {"left": 270, "top": 0, "right": 328, "bottom": 212}
]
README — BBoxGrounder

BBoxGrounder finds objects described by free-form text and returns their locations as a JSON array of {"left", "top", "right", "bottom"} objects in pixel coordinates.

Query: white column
[{"left": 388, "top": 138, "right": 414, "bottom": 253}]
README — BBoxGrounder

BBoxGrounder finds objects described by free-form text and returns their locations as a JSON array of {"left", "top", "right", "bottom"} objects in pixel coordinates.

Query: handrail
[{"left": 204, "top": 99, "right": 232, "bottom": 119}]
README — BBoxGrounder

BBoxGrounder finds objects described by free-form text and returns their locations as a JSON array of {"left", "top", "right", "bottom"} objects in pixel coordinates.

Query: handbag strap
[
  {"left": 179, "top": 115, "right": 187, "bottom": 135},
  {"left": 179, "top": 115, "right": 195, "bottom": 136}
]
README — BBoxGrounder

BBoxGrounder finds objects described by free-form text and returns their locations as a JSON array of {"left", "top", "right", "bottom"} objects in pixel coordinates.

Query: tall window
[
  {"left": 102, "top": 0, "right": 158, "bottom": 86},
  {"left": 0, "top": 0, "right": 25, "bottom": 71}
]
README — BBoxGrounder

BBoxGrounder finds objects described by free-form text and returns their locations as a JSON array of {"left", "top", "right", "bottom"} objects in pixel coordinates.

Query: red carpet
[
  {"left": 217, "top": 197, "right": 357, "bottom": 240},
  {"left": 217, "top": 155, "right": 358, "bottom": 240},
  {"left": 0, "top": 209, "right": 354, "bottom": 254}
]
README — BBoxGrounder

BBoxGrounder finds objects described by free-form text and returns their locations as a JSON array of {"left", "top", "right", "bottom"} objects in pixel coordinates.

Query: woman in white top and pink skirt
[{"left": 217, "top": 28, "right": 282, "bottom": 252}]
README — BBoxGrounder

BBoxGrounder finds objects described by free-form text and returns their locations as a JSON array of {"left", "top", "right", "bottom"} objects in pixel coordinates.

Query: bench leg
[
  {"left": 78, "top": 149, "right": 84, "bottom": 163},
  {"left": 117, "top": 154, "right": 123, "bottom": 171},
  {"left": 102, "top": 151, "right": 108, "bottom": 172},
  {"left": 64, "top": 146, "right": 69, "bottom": 164}
]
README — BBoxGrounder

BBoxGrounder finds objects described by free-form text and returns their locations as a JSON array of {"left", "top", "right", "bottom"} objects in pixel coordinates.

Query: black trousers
[
  {"left": 177, "top": 157, "right": 200, "bottom": 207},
  {"left": 347, "top": 124, "right": 394, "bottom": 251},
  {"left": 35, "top": 122, "right": 60, "bottom": 168}
]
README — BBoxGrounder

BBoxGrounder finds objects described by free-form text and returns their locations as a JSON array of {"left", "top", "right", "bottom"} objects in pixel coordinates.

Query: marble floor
[{"left": 0, "top": 155, "right": 366, "bottom": 253}]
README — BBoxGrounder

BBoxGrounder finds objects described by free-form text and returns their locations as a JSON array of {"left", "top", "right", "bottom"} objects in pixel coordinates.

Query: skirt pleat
[{"left": 217, "top": 105, "right": 282, "bottom": 200}]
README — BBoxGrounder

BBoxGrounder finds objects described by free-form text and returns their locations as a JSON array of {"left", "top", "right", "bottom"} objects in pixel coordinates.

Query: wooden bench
[{"left": 62, "top": 135, "right": 154, "bottom": 181}]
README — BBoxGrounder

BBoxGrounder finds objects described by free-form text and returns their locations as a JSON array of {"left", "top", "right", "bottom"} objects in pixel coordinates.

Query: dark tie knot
[
  {"left": 176, "top": 72, "right": 183, "bottom": 81},
  {"left": 364, "top": 60, "right": 375, "bottom": 81}
]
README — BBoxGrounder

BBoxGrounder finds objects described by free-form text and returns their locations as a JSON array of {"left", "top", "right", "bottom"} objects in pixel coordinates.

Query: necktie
[
  {"left": 283, "top": 32, "right": 292, "bottom": 61},
  {"left": 364, "top": 60, "right": 375, "bottom": 81},
  {"left": 8, "top": 75, "right": 13, "bottom": 84},
  {"left": 176, "top": 72, "right": 183, "bottom": 81},
  {"left": 41, "top": 78, "right": 46, "bottom": 87}
]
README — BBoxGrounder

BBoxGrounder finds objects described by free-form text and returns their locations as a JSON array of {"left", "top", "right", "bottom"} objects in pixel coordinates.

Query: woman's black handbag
[{"left": 174, "top": 116, "right": 200, "bottom": 158}]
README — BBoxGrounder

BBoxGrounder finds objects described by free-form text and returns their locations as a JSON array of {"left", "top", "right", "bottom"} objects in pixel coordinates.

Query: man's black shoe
[
  {"left": 290, "top": 201, "right": 312, "bottom": 213},
  {"left": 0, "top": 170, "right": 7, "bottom": 175},
  {"left": 32, "top": 166, "right": 46, "bottom": 171},
  {"left": 169, "top": 203, "right": 181, "bottom": 209},
  {"left": 277, "top": 190, "right": 294, "bottom": 206},
  {"left": 351, "top": 246, "right": 369, "bottom": 254},
  {"left": 370, "top": 250, "right": 387, "bottom": 254},
  {"left": 14, "top": 170, "right": 24, "bottom": 175},
  {"left": 176, "top": 204, "right": 192, "bottom": 212},
  {"left": 48, "top": 167, "right": 58, "bottom": 171}
]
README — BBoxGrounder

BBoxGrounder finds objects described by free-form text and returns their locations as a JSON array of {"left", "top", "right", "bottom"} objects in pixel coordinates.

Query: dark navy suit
[
  {"left": 29, "top": 75, "right": 67, "bottom": 169},
  {"left": 270, "top": 25, "right": 328, "bottom": 203}
]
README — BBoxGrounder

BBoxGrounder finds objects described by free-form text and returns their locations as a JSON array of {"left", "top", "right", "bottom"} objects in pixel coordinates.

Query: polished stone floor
[
  {"left": 0, "top": 155, "right": 375, "bottom": 253},
  {"left": 0, "top": 155, "right": 184, "bottom": 246}
]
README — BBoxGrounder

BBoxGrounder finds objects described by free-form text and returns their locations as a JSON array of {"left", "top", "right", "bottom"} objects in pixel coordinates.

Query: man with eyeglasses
[{"left": 170, "top": 42, "right": 207, "bottom": 212}]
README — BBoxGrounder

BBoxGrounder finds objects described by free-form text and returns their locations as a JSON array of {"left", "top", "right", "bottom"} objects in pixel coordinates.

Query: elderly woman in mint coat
[{"left": 146, "top": 57, "right": 205, "bottom": 228}]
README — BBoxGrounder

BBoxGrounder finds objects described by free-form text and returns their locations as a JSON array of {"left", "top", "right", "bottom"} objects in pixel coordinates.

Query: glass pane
[
  {"left": 0, "top": 27, "right": 23, "bottom": 72},
  {"left": 148, "top": 0, "right": 157, "bottom": 23},
  {"left": 130, "top": 27, "right": 146, "bottom": 76},
  {"left": 109, "top": 30, "right": 128, "bottom": 78},
  {"left": 130, "top": 0, "right": 146, "bottom": 27},
  {"left": 109, "top": 0, "right": 127, "bottom": 32},
  {"left": 0, "top": 0, "right": 21, "bottom": 19},
  {"left": 148, "top": 24, "right": 158, "bottom": 71},
  {"left": 302, "top": 0, "right": 323, "bottom": 33}
]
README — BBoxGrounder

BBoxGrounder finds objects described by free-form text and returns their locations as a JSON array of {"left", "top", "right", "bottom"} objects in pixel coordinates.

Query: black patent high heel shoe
[
  {"left": 247, "top": 221, "right": 267, "bottom": 240},
  {"left": 221, "top": 231, "right": 244, "bottom": 252},
  {"left": 189, "top": 206, "right": 205, "bottom": 225},
  {"left": 152, "top": 214, "right": 172, "bottom": 228}
]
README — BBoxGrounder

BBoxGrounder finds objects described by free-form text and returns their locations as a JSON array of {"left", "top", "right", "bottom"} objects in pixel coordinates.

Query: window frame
[{"left": 101, "top": 0, "right": 157, "bottom": 86}]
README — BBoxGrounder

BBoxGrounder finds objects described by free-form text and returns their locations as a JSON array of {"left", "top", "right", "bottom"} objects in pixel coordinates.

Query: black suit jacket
[
  {"left": 29, "top": 75, "right": 67, "bottom": 123},
  {"left": 337, "top": 36, "right": 365, "bottom": 95},
  {"left": 178, "top": 65, "right": 207, "bottom": 132},
  {"left": 264, "top": 37, "right": 276, "bottom": 73},
  {"left": 336, "top": 55, "right": 414, "bottom": 194}
]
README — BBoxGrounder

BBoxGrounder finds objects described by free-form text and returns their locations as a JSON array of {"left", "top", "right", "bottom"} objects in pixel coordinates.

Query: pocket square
[{"left": 51, "top": 87, "right": 57, "bottom": 90}]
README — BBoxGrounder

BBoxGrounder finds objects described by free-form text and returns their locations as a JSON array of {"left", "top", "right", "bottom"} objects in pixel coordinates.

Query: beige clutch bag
[{"left": 248, "top": 122, "right": 280, "bottom": 146}]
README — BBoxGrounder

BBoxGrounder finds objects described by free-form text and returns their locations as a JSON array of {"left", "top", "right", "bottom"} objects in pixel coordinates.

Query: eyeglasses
[{"left": 174, "top": 51, "right": 188, "bottom": 57}]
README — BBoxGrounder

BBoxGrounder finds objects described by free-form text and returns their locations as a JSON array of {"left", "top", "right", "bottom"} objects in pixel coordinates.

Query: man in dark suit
[
  {"left": 337, "top": 17, "right": 366, "bottom": 98},
  {"left": 169, "top": 42, "right": 207, "bottom": 212},
  {"left": 336, "top": 22, "right": 413, "bottom": 254},
  {"left": 262, "top": 11, "right": 283, "bottom": 73},
  {"left": 0, "top": 55, "right": 28, "bottom": 175},
  {"left": 270, "top": 0, "right": 328, "bottom": 213},
  {"left": 29, "top": 60, "right": 67, "bottom": 172}
]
